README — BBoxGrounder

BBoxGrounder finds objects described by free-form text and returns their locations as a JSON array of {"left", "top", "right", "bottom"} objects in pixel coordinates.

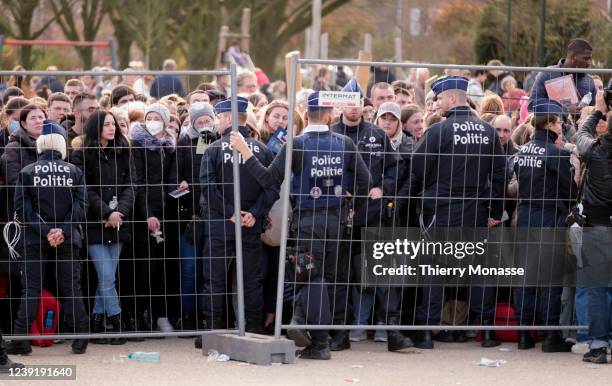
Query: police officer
[
  {"left": 7, "top": 121, "right": 89, "bottom": 355},
  {"left": 0, "top": 333, "right": 23, "bottom": 372},
  {"left": 398, "top": 76, "right": 507, "bottom": 349},
  {"left": 230, "top": 91, "right": 372, "bottom": 360},
  {"left": 512, "top": 99, "right": 576, "bottom": 352},
  {"left": 331, "top": 80, "right": 412, "bottom": 352},
  {"left": 199, "top": 96, "right": 278, "bottom": 334}
]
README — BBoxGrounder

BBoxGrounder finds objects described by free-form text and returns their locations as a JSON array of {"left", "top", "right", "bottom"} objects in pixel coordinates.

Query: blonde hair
[
  {"left": 479, "top": 94, "right": 504, "bottom": 116},
  {"left": 37, "top": 133, "right": 67, "bottom": 160},
  {"left": 258, "top": 100, "right": 289, "bottom": 142}
]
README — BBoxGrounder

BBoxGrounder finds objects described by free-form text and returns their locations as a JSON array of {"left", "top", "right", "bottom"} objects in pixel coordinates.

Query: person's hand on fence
[
  {"left": 595, "top": 90, "right": 609, "bottom": 114},
  {"left": 368, "top": 187, "right": 383, "bottom": 200},
  {"left": 230, "top": 131, "right": 254, "bottom": 160},
  {"left": 106, "top": 211, "right": 124, "bottom": 229},
  {"left": 178, "top": 180, "right": 189, "bottom": 192},
  {"left": 147, "top": 216, "right": 161, "bottom": 233}
]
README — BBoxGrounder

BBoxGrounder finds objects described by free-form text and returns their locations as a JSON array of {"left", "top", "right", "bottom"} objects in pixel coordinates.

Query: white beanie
[{"left": 145, "top": 103, "right": 170, "bottom": 128}]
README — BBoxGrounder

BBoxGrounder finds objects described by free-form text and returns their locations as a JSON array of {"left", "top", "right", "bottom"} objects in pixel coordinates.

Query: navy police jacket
[
  {"left": 513, "top": 128, "right": 576, "bottom": 227},
  {"left": 243, "top": 125, "right": 371, "bottom": 211},
  {"left": 199, "top": 126, "right": 278, "bottom": 220},
  {"left": 399, "top": 106, "right": 507, "bottom": 227},
  {"left": 14, "top": 150, "right": 87, "bottom": 247}
]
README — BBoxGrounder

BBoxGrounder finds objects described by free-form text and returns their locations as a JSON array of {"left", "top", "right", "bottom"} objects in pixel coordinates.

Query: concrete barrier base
[{"left": 201, "top": 333, "right": 296, "bottom": 366}]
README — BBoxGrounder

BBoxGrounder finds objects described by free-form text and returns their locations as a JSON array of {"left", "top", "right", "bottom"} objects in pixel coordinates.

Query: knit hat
[
  {"left": 189, "top": 102, "right": 216, "bottom": 128},
  {"left": 145, "top": 103, "right": 170, "bottom": 128},
  {"left": 37, "top": 120, "right": 67, "bottom": 159}
]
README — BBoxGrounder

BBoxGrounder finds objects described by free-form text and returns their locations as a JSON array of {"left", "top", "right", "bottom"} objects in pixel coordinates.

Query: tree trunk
[{"left": 19, "top": 45, "right": 33, "bottom": 69}]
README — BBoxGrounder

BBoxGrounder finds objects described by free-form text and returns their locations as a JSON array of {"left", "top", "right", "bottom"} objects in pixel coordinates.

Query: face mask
[
  {"left": 146, "top": 120, "right": 164, "bottom": 136},
  {"left": 8, "top": 120, "right": 20, "bottom": 133},
  {"left": 197, "top": 125, "right": 215, "bottom": 134}
]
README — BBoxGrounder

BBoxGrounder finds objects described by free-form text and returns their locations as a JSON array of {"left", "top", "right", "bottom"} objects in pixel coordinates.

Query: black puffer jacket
[
  {"left": 576, "top": 111, "right": 612, "bottom": 225},
  {"left": 0, "top": 129, "right": 39, "bottom": 218},
  {"left": 71, "top": 146, "right": 136, "bottom": 245}
]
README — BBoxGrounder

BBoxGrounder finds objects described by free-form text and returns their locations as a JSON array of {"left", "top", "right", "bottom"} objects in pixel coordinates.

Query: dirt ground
[{"left": 1, "top": 337, "right": 610, "bottom": 386}]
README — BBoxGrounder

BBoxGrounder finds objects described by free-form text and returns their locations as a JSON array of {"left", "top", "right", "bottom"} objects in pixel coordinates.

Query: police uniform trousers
[
  {"left": 293, "top": 208, "right": 346, "bottom": 340},
  {"left": 416, "top": 209, "right": 496, "bottom": 325},
  {"left": 14, "top": 244, "right": 88, "bottom": 332},
  {"left": 201, "top": 218, "right": 265, "bottom": 322},
  {"left": 512, "top": 207, "right": 565, "bottom": 326}
]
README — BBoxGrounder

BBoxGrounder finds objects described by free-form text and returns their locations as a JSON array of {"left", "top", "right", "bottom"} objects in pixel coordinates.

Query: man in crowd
[
  {"left": 529, "top": 38, "right": 596, "bottom": 114},
  {"left": 370, "top": 82, "right": 396, "bottom": 110},
  {"left": 47, "top": 93, "right": 72, "bottom": 124},
  {"left": 236, "top": 71, "right": 259, "bottom": 96},
  {"left": 150, "top": 59, "right": 186, "bottom": 99},
  {"left": 64, "top": 79, "right": 86, "bottom": 102},
  {"left": 61, "top": 93, "right": 99, "bottom": 149}
]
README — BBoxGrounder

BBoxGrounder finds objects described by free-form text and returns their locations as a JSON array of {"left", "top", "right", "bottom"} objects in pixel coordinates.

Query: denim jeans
[
  {"left": 180, "top": 236, "right": 201, "bottom": 315},
  {"left": 587, "top": 288, "right": 612, "bottom": 349},
  {"left": 575, "top": 287, "right": 590, "bottom": 342},
  {"left": 89, "top": 243, "right": 123, "bottom": 317}
]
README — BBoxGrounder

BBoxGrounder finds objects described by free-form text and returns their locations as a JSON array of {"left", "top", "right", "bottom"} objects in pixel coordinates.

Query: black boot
[
  {"left": 178, "top": 313, "right": 197, "bottom": 339},
  {"left": 329, "top": 330, "right": 351, "bottom": 351},
  {"left": 0, "top": 334, "right": 24, "bottom": 373},
  {"left": 71, "top": 323, "right": 89, "bottom": 355},
  {"left": 387, "top": 318, "right": 413, "bottom": 352},
  {"left": 108, "top": 314, "right": 127, "bottom": 346},
  {"left": 541, "top": 331, "right": 572, "bottom": 353},
  {"left": 481, "top": 329, "right": 501, "bottom": 348},
  {"left": 124, "top": 312, "right": 145, "bottom": 342},
  {"left": 246, "top": 319, "right": 265, "bottom": 335},
  {"left": 517, "top": 331, "right": 535, "bottom": 350},
  {"left": 297, "top": 337, "right": 331, "bottom": 360},
  {"left": 583, "top": 348, "right": 608, "bottom": 364},
  {"left": 138, "top": 309, "right": 154, "bottom": 332},
  {"left": 6, "top": 326, "right": 32, "bottom": 356},
  {"left": 413, "top": 331, "right": 434, "bottom": 349},
  {"left": 287, "top": 306, "right": 311, "bottom": 348},
  {"left": 91, "top": 313, "right": 110, "bottom": 345},
  {"left": 434, "top": 330, "right": 455, "bottom": 342}
]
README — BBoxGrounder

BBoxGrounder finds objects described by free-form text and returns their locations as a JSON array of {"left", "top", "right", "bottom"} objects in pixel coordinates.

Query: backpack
[{"left": 29, "top": 289, "right": 61, "bottom": 347}]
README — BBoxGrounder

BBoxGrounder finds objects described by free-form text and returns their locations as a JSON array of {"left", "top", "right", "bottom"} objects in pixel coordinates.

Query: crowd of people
[{"left": 0, "top": 37, "right": 611, "bottom": 370}]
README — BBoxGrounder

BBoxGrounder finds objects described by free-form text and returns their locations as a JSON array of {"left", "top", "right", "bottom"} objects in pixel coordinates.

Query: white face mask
[
  {"left": 146, "top": 120, "right": 164, "bottom": 136},
  {"left": 197, "top": 125, "right": 215, "bottom": 134}
]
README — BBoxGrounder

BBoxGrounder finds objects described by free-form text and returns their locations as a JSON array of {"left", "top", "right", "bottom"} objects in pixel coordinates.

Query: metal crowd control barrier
[
  {"left": 273, "top": 54, "right": 611, "bottom": 341},
  {"left": 0, "top": 66, "right": 249, "bottom": 341}
]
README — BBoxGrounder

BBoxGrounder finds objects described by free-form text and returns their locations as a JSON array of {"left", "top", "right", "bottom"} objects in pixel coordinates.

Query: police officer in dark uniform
[
  {"left": 398, "top": 76, "right": 507, "bottom": 349},
  {"left": 7, "top": 121, "right": 89, "bottom": 355},
  {"left": 512, "top": 99, "right": 576, "bottom": 352},
  {"left": 331, "top": 79, "right": 412, "bottom": 352},
  {"left": 230, "top": 91, "right": 372, "bottom": 360},
  {"left": 199, "top": 96, "right": 278, "bottom": 334}
]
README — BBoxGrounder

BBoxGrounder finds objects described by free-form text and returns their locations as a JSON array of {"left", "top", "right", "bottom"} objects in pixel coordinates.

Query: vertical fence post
[
  {"left": 230, "top": 63, "right": 246, "bottom": 337},
  {"left": 273, "top": 53, "right": 299, "bottom": 340}
]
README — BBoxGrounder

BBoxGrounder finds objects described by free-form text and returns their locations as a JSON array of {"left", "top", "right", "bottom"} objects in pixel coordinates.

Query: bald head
[{"left": 492, "top": 114, "right": 513, "bottom": 145}]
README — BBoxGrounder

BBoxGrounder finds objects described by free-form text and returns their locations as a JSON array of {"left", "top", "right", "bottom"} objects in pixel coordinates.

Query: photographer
[{"left": 575, "top": 89, "right": 612, "bottom": 364}]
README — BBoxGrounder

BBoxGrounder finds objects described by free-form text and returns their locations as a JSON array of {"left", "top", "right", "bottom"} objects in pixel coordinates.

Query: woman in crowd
[
  {"left": 0, "top": 98, "right": 30, "bottom": 156},
  {"left": 400, "top": 104, "right": 424, "bottom": 143},
  {"left": 71, "top": 111, "right": 135, "bottom": 346},
  {"left": 130, "top": 103, "right": 180, "bottom": 333},
  {"left": 176, "top": 102, "right": 217, "bottom": 335}
]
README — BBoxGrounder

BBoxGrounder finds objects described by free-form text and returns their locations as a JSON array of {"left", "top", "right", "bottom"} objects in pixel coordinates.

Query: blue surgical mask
[{"left": 8, "top": 120, "right": 20, "bottom": 133}]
